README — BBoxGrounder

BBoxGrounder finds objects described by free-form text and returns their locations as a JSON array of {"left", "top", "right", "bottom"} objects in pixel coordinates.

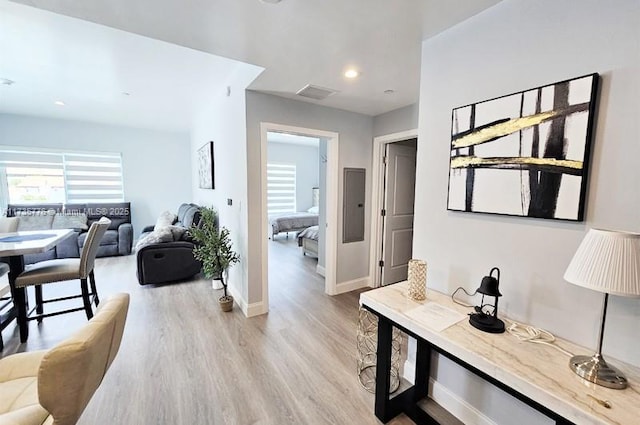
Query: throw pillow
[
  {"left": 16, "top": 215, "right": 55, "bottom": 231},
  {"left": 135, "top": 227, "right": 174, "bottom": 251},
  {"left": 307, "top": 206, "right": 319, "bottom": 214},
  {"left": 52, "top": 213, "right": 89, "bottom": 230},
  {"left": 154, "top": 210, "right": 177, "bottom": 231},
  {"left": 167, "top": 225, "right": 187, "bottom": 241}
]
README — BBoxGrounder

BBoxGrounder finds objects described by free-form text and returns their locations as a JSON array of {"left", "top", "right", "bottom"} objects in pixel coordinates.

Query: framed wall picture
[
  {"left": 447, "top": 73, "right": 599, "bottom": 221},
  {"left": 198, "top": 141, "right": 215, "bottom": 189}
]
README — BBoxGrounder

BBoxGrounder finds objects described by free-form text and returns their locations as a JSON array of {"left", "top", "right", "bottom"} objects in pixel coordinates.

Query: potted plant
[{"left": 191, "top": 207, "right": 240, "bottom": 311}]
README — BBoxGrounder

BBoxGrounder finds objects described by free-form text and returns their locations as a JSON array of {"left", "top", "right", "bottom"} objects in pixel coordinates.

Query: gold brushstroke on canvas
[
  {"left": 452, "top": 111, "right": 557, "bottom": 149},
  {"left": 450, "top": 156, "right": 583, "bottom": 170}
]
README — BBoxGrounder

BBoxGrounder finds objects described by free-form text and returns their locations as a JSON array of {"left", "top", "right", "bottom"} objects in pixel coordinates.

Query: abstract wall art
[
  {"left": 447, "top": 73, "right": 599, "bottom": 221},
  {"left": 198, "top": 141, "right": 215, "bottom": 189}
]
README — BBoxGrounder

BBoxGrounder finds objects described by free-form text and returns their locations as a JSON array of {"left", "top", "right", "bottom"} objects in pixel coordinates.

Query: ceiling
[
  {"left": 0, "top": 1, "right": 262, "bottom": 132},
  {"left": 1, "top": 0, "right": 501, "bottom": 131}
]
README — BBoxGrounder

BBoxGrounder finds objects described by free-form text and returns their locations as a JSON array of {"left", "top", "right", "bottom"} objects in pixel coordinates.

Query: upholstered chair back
[
  {"left": 37, "top": 293, "right": 129, "bottom": 425},
  {"left": 0, "top": 217, "right": 18, "bottom": 233},
  {"left": 79, "top": 217, "right": 110, "bottom": 277}
]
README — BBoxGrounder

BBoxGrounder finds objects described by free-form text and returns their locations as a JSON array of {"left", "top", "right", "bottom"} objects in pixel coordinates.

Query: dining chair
[
  {"left": 14, "top": 217, "right": 111, "bottom": 322},
  {"left": 0, "top": 216, "right": 18, "bottom": 275},
  {"left": 0, "top": 293, "right": 129, "bottom": 425},
  {"left": 0, "top": 218, "right": 16, "bottom": 349},
  {"left": 0, "top": 217, "right": 18, "bottom": 233},
  {"left": 0, "top": 264, "right": 10, "bottom": 350}
]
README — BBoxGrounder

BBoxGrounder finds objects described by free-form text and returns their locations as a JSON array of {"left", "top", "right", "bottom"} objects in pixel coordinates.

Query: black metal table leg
[
  {"left": 374, "top": 315, "right": 394, "bottom": 422},
  {"left": 413, "top": 338, "right": 431, "bottom": 401}
]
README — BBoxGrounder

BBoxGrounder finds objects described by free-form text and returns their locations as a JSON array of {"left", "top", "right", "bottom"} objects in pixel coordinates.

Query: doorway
[
  {"left": 369, "top": 129, "right": 418, "bottom": 287},
  {"left": 260, "top": 123, "right": 339, "bottom": 311}
]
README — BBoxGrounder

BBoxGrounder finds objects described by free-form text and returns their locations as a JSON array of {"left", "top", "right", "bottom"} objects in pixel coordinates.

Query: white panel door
[{"left": 382, "top": 142, "right": 417, "bottom": 285}]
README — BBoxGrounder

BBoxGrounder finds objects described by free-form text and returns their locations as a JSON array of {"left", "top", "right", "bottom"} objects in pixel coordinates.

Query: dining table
[{"left": 0, "top": 229, "right": 74, "bottom": 343}]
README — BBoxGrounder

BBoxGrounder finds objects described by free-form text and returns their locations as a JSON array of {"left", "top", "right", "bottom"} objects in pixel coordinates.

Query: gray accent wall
[
  {"left": 246, "top": 91, "right": 374, "bottom": 303},
  {"left": 0, "top": 113, "right": 191, "bottom": 235},
  {"left": 414, "top": 0, "right": 640, "bottom": 423},
  {"left": 373, "top": 103, "right": 419, "bottom": 137}
]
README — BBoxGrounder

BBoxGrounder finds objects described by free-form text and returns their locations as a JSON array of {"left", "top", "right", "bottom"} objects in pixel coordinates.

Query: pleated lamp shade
[{"left": 564, "top": 229, "right": 640, "bottom": 297}]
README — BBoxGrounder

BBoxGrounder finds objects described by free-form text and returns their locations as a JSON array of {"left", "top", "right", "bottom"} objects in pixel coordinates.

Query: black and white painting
[
  {"left": 447, "top": 73, "right": 598, "bottom": 221},
  {"left": 198, "top": 141, "right": 214, "bottom": 189}
]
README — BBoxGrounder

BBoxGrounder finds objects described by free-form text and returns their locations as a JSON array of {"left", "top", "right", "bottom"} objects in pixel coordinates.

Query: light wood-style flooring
[{"left": 0, "top": 237, "right": 456, "bottom": 424}]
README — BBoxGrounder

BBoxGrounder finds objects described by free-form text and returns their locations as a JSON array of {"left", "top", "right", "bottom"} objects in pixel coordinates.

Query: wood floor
[{"left": 0, "top": 238, "right": 451, "bottom": 424}]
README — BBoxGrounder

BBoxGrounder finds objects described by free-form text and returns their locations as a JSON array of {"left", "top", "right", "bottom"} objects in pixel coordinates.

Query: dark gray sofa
[
  {"left": 7, "top": 202, "right": 133, "bottom": 264},
  {"left": 136, "top": 203, "right": 204, "bottom": 285}
]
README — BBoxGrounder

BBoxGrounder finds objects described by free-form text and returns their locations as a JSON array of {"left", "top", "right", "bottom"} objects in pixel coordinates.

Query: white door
[{"left": 381, "top": 141, "right": 417, "bottom": 285}]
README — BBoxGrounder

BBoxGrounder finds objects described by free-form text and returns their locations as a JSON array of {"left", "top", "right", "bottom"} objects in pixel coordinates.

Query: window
[
  {"left": 0, "top": 148, "right": 124, "bottom": 204},
  {"left": 267, "top": 163, "right": 296, "bottom": 216}
]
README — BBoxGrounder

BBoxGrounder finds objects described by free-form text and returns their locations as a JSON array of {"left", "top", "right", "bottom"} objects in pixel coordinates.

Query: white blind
[
  {"left": 267, "top": 163, "right": 296, "bottom": 215},
  {"left": 64, "top": 154, "right": 124, "bottom": 203},
  {"left": 0, "top": 148, "right": 124, "bottom": 204}
]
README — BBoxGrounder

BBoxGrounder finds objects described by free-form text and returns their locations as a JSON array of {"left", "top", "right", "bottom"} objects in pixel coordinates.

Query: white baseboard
[
  {"left": 403, "top": 360, "right": 495, "bottom": 425},
  {"left": 335, "top": 276, "right": 369, "bottom": 294},
  {"left": 227, "top": 285, "right": 268, "bottom": 317},
  {"left": 316, "top": 265, "right": 326, "bottom": 277},
  {"left": 246, "top": 300, "right": 268, "bottom": 317}
]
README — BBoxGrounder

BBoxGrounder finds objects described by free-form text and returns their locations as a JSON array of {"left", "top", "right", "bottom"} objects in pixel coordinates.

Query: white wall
[
  {"left": 415, "top": 0, "right": 640, "bottom": 423},
  {"left": 245, "top": 91, "right": 374, "bottom": 305},
  {"left": 267, "top": 141, "right": 319, "bottom": 213},
  {"left": 190, "top": 68, "right": 262, "bottom": 309},
  {"left": 0, "top": 113, "right": 191, "bottom": 234}
]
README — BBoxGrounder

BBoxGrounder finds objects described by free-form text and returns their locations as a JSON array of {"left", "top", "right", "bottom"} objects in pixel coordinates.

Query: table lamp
[
  {"left": 469, "top": 267, "right": 505, "bottom": 334},
  {"left": 563, "top": 228, "right": 640, "bottom": 389}
]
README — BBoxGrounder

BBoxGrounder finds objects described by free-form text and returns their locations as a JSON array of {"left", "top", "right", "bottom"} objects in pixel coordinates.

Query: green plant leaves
[{"left": 191, "top": 207, "right": 240, "bottom": 286}]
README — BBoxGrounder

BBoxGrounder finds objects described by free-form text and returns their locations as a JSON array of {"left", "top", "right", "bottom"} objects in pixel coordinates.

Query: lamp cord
[
  {"left": 505, "top": 320, "right": 574, "bottom": 357},
  {"left": 452, "top": 288, "right": 495, "bottom": 314},
  {"left": 451, "top": 286, "right": 476, "bottom": 308},
  {"left": 451, "top": 287, "right": 573, "bottom": 356}
]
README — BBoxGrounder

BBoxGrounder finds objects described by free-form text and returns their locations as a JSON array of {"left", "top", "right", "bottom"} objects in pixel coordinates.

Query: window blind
[
  {"left": 267, "top": 163, "right": 296, "bottom": 215},
  {"left": 0, "top": 148, "right": 124, "bottom": 204}
]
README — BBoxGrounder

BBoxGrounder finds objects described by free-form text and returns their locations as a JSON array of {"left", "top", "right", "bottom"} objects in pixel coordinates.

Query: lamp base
[
  {"left": 569, "top": 353, "right": 628, "bottom": 389},
  {"left": 469, "top": 313, "right": 505, "bottom": 334}
]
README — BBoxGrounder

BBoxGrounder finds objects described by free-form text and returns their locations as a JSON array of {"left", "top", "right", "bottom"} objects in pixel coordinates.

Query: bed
[
  {"left": 270, "top": 212, "right": 318, "bottom": 239},
  {"left": 297, "top": 225, "right": 319, "bottom": 257},
  {"left": 270, "top": 187, "right": 319, "bottom": 240}
]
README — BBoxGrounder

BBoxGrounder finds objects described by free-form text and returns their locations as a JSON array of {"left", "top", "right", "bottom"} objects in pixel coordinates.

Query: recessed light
[
  {"left": 384, "top": 89, "right": 395, "bottom": 94},
  {"left": 122, "top": 92, "right": 131, "bottom": 96},
  {"left": 54, "top": 101, "right": 65, "bottom": 106},
  {"left": 259, "top": 0, "right": 282, "bottom": 3},
  {"left": 344, "top": 69, "right": 359, "bottom": 79}
]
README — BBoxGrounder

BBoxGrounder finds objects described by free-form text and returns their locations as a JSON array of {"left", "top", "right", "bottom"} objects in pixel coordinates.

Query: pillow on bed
[{"left": 306, "top": 206, "right": 319, "bottom": 214}]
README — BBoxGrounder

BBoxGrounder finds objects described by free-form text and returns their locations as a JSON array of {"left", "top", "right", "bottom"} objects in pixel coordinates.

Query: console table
[{"left": 360, "top": 282, "right": 640, "bottom": 425}]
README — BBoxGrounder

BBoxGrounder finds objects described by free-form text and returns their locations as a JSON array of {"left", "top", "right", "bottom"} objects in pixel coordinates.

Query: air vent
[{"left": 296, "top": 84, "right": 338, "bottom": 100}]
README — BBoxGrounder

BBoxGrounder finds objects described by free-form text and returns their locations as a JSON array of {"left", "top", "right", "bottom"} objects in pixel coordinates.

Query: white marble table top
[
  {"left": 0, "top": 229, "right": 74, "bottom": 256},
  {"left": 360, "top": 282, "right": 640, "bottom": 425}
]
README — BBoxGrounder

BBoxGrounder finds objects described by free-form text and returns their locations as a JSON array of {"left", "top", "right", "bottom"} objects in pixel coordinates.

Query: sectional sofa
[{"left": 6, "top": 202, "right": 133, "bottom": 264}]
